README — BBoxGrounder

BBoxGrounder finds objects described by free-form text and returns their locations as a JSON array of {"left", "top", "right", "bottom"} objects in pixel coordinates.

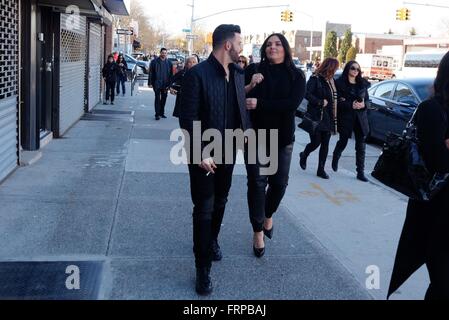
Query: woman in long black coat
[
  {"left": 171, "top": 56, "right": 198, "bottom": 118},
  {"left": 332, "top": 61, "right": 370, "bottom": 182},
  {"left": 299, "top": 58, "right": 339, "bottom": 179},
  {"left": 102, "top": 54, "right": 119, "bottom": 105},
  {"left": 388, "top": 51, "right": 449, "bottom": 300}
]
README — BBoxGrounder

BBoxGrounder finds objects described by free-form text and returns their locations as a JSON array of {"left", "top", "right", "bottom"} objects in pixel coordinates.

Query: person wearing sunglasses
[
  {"left": 238, "top": 55, "right": 248, "bottom": 69},
  {"left": 331, "top": 60, "right": 370, "bottom": 182}
]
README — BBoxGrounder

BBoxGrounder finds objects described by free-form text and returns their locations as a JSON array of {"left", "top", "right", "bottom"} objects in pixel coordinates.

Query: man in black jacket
[
  {"left": 148, "top": 48, "right": 173, "bottom": 120},
  {"left": 179, "top": 24, "right": 251, "bottom": 295}
]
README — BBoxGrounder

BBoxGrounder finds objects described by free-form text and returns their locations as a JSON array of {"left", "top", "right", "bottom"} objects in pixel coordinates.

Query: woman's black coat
[
  {"left": 388, "top": 97, "right": 449, "bottom": 298},
  {"left": 335, "top": 77, "right": 370, "bottom": 137},
  {"left": 116, "top": 59, "right": 128, "bottom": 81},
  {"left": 305, "top": 74, "right": 335, "bottom": 132},
  {"left": 102, "top": 62, "right": 119, "bottom": 83},
  {"left": 171, "top": 69, "right": 186, "bottom": 118}
]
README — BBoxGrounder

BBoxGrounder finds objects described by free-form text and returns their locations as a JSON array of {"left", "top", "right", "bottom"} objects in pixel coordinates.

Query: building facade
[
  {"left": 353, "top": 33, "right": 406, "bottom": 54},
  {"left": 0, "top": 0, "right": 129, "bottom": 184},
  {"left": 294, "top": 30, "right": 322, "bottom": 61}
]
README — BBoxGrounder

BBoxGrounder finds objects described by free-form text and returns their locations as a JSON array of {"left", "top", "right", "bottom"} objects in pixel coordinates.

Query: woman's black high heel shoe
[
  {"left": 253, "top": 245, "right": 265, "bottom": 258},
  {"left": 263, "top": 227, "right": 273, "bottom": 240}
]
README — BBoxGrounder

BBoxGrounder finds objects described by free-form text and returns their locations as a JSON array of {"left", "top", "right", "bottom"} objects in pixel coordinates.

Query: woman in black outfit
[
  {"left": 388, "top": 51, "right": 449, "bottom": 300},
  {"left": 116, "top": 54, "right": 128, "bottom": 96},
  {"left": 332, "top": 61, "right": 370, "bottom": 182},
  {"left": 171, "top": 56, "right": 198, "bottom": 118},
  {"left": 299, "top": 58, "right": 339, "bottom": 179},
  {"left": 245, "top": 33, "right": 306, "bottom": 257},
  {"left": 102, "top": 54, "right": 119, "bottom": 105}
]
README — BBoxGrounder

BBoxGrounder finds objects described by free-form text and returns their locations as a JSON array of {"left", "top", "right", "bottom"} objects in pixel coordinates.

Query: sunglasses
[
  {"left": 238, "top": 60, "right": 245, "bottom": 63},
  {"left": 350, "top": 66, "right": 361, "bottom": 72}
]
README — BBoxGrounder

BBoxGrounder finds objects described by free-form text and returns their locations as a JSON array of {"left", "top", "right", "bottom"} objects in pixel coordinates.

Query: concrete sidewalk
[{"left": 0, "top": 81, "right": 425, "bottom": 299}]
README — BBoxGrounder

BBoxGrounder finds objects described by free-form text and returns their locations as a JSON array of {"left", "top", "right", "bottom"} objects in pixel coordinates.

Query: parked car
[
  {"left": 334, "top": 69, "right": 343, "bottom": 79},
  {"left": 293, "top": 57, "right": 306, "bottom": 71},
  {"left": 124, "top": 53, "right": 149, "bottom": 74},
  {"left": 366, "top": 78, "right": 434, "bottom": 142}
]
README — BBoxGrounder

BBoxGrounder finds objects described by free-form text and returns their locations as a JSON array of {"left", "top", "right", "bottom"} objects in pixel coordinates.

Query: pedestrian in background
[
  {"left": 102, "top": 54, "right": 119, "bottom": 105},
  {"left": 388, "top": 51, "right": 449, "bottom": 300},
  {"left": 238, "top": 55, "right": 248, "bottom": 69},
  {"left": 170, "top": 55, "right": 199, "bottom": 118},
  {"left": 116, "top": 54, "right": 128, "bottom": 96},
  {"left": 245, "top": 33, "right": 306, "bottom": 257},
  {"left": 332, "top": 60, "right": 370, "bottom": 182},
  {"left": 179, "top": 24, "right": 251, "bottom": 296},
  {"left": 299, "top": 58, "right": 339, "bottom": 179},
  {"left": 148, "top": 48, "right": 173, "bottom": 120}
]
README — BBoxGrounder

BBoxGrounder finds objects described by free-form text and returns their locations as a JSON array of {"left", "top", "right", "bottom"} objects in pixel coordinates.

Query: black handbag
[
  {"left": 298, "top": 107, "right": 323, "bottom": 135},
  {"left": 371, "top": 107, "right": 449, "bottom": 201}
]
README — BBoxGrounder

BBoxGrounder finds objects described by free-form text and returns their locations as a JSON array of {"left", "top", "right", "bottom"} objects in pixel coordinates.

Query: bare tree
[{"left": 117, "top": 0, "right": 165, "bottom": 53}]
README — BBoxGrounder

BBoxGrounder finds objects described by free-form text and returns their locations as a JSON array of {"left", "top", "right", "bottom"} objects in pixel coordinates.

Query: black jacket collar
[{"left": 207, "top": 53, "right": 242, "bottom": 77}]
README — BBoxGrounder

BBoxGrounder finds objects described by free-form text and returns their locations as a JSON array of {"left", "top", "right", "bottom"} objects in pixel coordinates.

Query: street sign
[
  {"left": 116, "top": 29, "right": 133, "bottom": 35},
  {"left": 182, "top": 28, "right": 192, "bottom": 33},
  {"left": 186, "top": 34, "right": 199, "bottom": 40}
]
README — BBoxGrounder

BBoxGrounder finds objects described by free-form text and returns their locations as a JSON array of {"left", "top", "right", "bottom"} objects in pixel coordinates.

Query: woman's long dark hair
[
  {"left": 434, "top": 51, "right": 449, "bottom": 109},
  {"left": 342, "top": 60, "right": 364, "bottom": 86},
  {"left": 315, "top": 58, "right": 339, "bottom": 80},
  {"left": 259, "top": 33, "right": 296, "bottom": 79}
]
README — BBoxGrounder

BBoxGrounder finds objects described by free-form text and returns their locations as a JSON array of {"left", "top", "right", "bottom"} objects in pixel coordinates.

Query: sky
[{"left": 138, "top": 0, "right": 449, "bottom": 38}]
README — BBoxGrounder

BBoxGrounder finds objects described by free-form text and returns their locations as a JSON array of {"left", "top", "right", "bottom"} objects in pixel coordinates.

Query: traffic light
[
  {"left": 396, "top": 8, "right": 404, "bottom": 20},
  {"left": 404, "top": 8, "right": 411, "bottom": 20},
  {"left": 281, "top": 10, "right": 288, "bottom": 22},
  {"left": 281, "top": 10, "right": 294, "bottom": 22},
  {"left": 396, "top": 8, "right": 411, "bottom": 21}
]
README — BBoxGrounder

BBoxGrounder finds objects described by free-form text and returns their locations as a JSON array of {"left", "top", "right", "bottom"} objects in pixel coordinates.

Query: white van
[{"left": 398, "top": 50, "right": 447, "bottom": 79}]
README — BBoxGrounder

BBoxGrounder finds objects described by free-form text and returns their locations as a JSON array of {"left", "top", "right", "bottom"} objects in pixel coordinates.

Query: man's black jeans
[
  {"left": 154, "top": 88, "right": 168, "bottom": 117},
  {"left": 188, "top": 163, "right": 235, "bottom": 269},
  {"left": 105, "top": 81, "right": 116, "bottom": 102}
]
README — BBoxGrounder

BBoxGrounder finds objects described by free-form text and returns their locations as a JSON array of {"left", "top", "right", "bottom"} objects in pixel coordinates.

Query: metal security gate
[
  {"left": 0, "top": 0, "right": 19, "bottom": 183},
  {"left": 59, "top": 14, "right": 87, "bottom": 136},
  {"left": 88, "top": 23, "right": 102, "bottom": 111}
]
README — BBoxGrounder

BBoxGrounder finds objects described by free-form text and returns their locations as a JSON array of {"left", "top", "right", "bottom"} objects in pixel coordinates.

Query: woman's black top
[
  {"left": 102, "top": 62, "right": 119, "bottom": 83},
  {"left": 335, "top": 77, "right": 370, "bottom": 137},
  {"left": 245, "top": 62, "right": 306, "bottom": 147},
  {"left": 416, "top": 97, "right": 449, "bottom": 174},
  {"left": 305, "top": 74, "right": 335, "bottom": 132},
  {"left": 117, "top": 59, "right": 128, "bottom": 80}
]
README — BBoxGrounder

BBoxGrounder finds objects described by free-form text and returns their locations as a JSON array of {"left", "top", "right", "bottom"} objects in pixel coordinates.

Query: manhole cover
[{"left": 0, "top": 261, "right": 104, "bottom": 300}]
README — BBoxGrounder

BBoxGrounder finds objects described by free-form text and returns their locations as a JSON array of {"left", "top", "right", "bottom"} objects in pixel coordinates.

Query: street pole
[
  {"left": 310, "top": 17, "right": 314, "bottom": 61},
  {"left": 403, "top": 1, "right": 449, "bottom": 9},
  {"left": 189, "top": 0, "right": 195, "bottom": 55}
]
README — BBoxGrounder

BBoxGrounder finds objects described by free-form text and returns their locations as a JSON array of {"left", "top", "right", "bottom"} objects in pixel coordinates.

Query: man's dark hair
[
  {"left": 160, "top": 48, "right": 167, "bottom": 53},
  {"left": 212, "top": 24, "right": 241, "bottom": 50}
]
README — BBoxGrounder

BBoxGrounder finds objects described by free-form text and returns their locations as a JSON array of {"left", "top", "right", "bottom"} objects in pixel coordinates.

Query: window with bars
[
  {"left": 60, "top": 29, "right": 87, "bottom": 63},
  {"left": 0, "top": 0, "right": 18, "bottom": 100}
]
